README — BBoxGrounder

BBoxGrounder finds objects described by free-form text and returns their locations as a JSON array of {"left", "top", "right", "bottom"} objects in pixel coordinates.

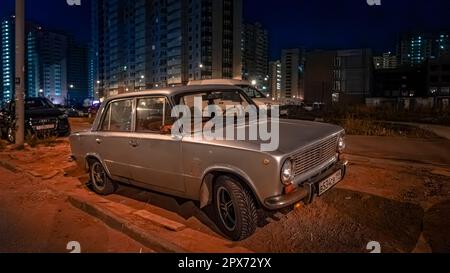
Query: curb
[
  {"left": 68, "top": 195, "right": 188, "bottom": 253},
  {"left": 68, "top": 192, "right": 252, "bottom": 253},
  {"left": 0, "top": 159, "right": 19, "bottom": 173}
]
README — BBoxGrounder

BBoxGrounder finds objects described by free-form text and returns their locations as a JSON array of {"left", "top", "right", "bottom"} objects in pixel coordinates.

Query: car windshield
[
  {"left": 25, "top": 98, "right": 55, "bottom": 110},
  {"left": 238, "top": 85, "right": 265, "bottom": 99},
  {"left": 174, "top": 90, "right": 257, "bottom": 130},
  {"left": 175, "top": 90, "right": 253, "bottom": 114}
]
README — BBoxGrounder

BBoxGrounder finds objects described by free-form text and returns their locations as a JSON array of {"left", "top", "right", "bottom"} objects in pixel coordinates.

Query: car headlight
[
  {"left": 338, "top": 134, "right": 346, "bottom": 153},
  {"left": 281, "top": 159, "right": 294, "bottom": 185}
]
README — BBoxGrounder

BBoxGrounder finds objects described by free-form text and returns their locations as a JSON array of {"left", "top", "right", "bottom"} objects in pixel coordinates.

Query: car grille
[{"left": 292, "top": 135, "right": 338, "bottom": 177}]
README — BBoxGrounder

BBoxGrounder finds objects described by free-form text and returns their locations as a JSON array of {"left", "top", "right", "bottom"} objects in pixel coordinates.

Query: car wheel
[
  {"left": 6, "top": 126, "right": 15, "bottom": 143},
  {"left": 89, "top": 160, "right": 117, "bottom": 195},
  {"left": 213, "top": 176, "right": 258, "bottom": 241}
]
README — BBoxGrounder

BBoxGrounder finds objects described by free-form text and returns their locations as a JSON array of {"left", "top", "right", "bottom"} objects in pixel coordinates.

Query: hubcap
[
  {"left": 216, "top": 186, "right": 237, "bottom": 231},
  {"left": 91, "top": 162, "right": 106, "bottom": 190}
]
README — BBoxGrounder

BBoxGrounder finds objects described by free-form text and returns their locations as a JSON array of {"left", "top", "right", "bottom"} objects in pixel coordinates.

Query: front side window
[
  {"left": 101, "top": 99, "right": 133, "bottom": 132},
  {"left": 136, "top": 97, "right": 173, "bottom": 133}
]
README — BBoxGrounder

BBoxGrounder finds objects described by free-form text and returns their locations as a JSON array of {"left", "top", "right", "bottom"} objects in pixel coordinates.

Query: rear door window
[{"left": 100, "top": 99, "right": 133, "bottom": 132}]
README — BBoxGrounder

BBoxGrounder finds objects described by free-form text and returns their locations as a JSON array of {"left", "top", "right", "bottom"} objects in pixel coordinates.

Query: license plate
[
  {"left": 318, "top": 170, "right": 342, "bottom": 195},
  {"left": 35, "top": 124, "right": 55, "bottom": 131}
]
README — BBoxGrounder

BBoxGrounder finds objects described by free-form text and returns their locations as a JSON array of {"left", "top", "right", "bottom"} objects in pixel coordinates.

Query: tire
[
  {"left": 213, "top": 176, "right": 258, "bottom": 241},
  {"left": 89, "top": 159, "right": 117, "bottom": 195}
]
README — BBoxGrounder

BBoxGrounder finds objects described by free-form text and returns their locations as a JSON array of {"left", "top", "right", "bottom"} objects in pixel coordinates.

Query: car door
[
  {"left": 129, "top": 96, "right": 185, "bottom": 193},
  {"left": 94, "top": 98, "right": 135, "bottom": 181}
]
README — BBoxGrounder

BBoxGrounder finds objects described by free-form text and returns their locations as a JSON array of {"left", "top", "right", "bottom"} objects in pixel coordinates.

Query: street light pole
[{"left": 15, "top": 0, "right": 25, "bottom": 147}]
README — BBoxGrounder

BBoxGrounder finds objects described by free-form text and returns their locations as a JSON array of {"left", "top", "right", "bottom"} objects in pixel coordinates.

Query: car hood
[
  {"left": 183, "top": 119, "right": 344, "bottom": 156},
  {"left": 25, "top": 108, "right": 64, "bottom": 119}
]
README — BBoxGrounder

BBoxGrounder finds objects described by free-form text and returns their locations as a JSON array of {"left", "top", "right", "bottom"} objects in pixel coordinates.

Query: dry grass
[
  {"left": 340, "top": 115, "right": 396, "bottom": 136},
  {"left": 26, "top": 133, "right": 58, "bottom": 148},
  {"left": 337, "top": 114, "right": 440, "bottom": 138}
]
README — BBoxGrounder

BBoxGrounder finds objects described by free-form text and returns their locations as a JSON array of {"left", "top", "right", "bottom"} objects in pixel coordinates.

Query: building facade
[
  {"left": 92, "top": 0, "right": 243, "bottom": 99},
  {"left": 428, "top": 56, "right": 450, "bottom": 105},
  {"left": 1, "top": 16, "right": 15, "bottom": 104},
  {"left": 67, "top": 40, "right": 89, "bottom": 105},
  {"left": 304, "top": 49, "right": 373, "bottom": 105},
  {"left": 268, "top": 60, "right": 281, "bottom": 99},
  {"left": 242, "top": 22, "right": 268, "bottom": 91},
  {"left": 374, "top": 52, "right": 398, "bottom": 69},
  {"left": 280, "top": 48, "right": 305, "bottom": 99}
]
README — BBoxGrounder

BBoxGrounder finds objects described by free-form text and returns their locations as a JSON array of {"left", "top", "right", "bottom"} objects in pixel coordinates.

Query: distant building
[
  {"left": 281, "top": 48, "right": 305, "bottom": 99},
  {"left": 397, "top": 31, "right": 449, "bottom": 66},
  {"left": 91, "top": 0, "right": 243, "bottom": 98},
  {"left": 372, "top": 66, "right": 427, "bottom": 98},
  {"left": 1, "top": 15, "right": 88, "bottom": 105},
  {"left": 304, "top": 49, "right": 373, "bottom": 105},
  {"left": 304, "top": 50, "right": 335, "bottom": 105},
  {"left": 1, "top": 16, "right": 15, "bottom": 104},
  {"left": 242, "top": 22, "right": 269, "bottom": 91},
  {"left": 268, "top": 60, "right": 282, "bottom": 99},
  {"left": 374, "top": 52, "right": 398, "bottom": 69},
  {"left": 428, "top": 56, "right": 450, "bottom": 108}
]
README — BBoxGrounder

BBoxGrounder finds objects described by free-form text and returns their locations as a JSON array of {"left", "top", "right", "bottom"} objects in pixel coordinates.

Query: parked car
[
  {"left": 0, "top": 97, "right": 71, "bottom": 143},
  {"left": 88, "top": 103, "right": 101, "bottom": 118},
  {"left": 69, "top": 85, "right": 347, "bottom": 241}
]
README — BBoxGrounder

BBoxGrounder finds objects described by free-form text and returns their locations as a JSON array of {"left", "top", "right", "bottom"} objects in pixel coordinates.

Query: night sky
[{"left": 1, "top": 0, "right": 450, "bottom": 59}]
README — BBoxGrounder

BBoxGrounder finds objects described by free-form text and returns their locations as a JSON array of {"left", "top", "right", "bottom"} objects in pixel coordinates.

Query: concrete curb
[{"left": 68, "top": 195, "right": 188, "bottom": 253}]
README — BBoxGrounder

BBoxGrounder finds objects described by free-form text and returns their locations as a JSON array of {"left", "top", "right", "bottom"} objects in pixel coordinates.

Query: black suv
[{"left": 0, "top": 97, "right": 71, "bottom": 143}]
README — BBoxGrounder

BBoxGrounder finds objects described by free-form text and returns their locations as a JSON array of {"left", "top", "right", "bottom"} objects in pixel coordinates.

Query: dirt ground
[{"left": 0, "top": 118, "right": 449, "bottom": 253}]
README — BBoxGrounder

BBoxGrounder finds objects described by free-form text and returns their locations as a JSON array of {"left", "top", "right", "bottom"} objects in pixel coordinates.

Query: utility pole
[{"left": 15, "top": 0, "right": 25, "bottom": 147}]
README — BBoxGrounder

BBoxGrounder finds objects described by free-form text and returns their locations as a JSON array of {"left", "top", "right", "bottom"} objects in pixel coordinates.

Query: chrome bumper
[{"left": 264, "top": 160, "right": 348, "bottom": 210}]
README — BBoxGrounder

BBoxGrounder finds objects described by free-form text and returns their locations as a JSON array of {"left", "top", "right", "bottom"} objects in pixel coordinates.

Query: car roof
[{"left": 103, "top": 85, "right": 243, "bottom": 103}]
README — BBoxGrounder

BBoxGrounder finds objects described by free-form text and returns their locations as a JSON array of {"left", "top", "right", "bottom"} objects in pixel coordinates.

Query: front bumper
[{"left": 264, "top": 160, "right": 348, "bottom": 210}]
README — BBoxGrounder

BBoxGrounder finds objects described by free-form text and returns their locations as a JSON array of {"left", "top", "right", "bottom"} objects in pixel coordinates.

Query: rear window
[{"left": 25, "top": 98, "right": 55, "bottom": 109}]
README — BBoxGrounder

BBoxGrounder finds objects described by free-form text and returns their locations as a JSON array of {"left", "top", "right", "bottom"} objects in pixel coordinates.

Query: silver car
[{"left": 69, "top": 85, "right": 347, "bottom": 241}]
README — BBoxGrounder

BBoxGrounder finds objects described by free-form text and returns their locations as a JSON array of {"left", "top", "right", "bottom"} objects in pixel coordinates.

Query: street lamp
[
  {"left": 251, "top": 80, "right": 257, "bottom": 86},
  {"left": 69, "top": 84, "right": 74, "bottom": 89}
]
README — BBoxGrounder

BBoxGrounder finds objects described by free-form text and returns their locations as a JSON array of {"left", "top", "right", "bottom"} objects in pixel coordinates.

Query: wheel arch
[
  {"left": 84, "top": 153, "right": 113, "bottom": 178},
  {"left": 199, "top": 167, "right": 262, "bottom": 209}
]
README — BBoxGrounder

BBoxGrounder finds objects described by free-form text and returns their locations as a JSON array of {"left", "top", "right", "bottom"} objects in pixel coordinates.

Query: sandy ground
[{"left": 0, "top": 118, "right": 449, "bottom": 253}]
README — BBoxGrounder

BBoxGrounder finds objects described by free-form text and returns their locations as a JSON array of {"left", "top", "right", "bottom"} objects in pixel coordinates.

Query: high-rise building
[
  {"left": 268, "top": 60, "right": 281, "bottom": 99},
  {"left": 374, "top": 52, "right": 398, "bottom": 69},
  {"left": 281, "top": 48, "right": 305, "bottom": 99},
  {"left": 32, "top": 30, "right": 69, "bottom": 104},
  {"left": 92, "top": 0, "right": 243, "bottom": 98},
  {"left": 242, "top": 22, "right": 268, "bottom": 91},
  {"left": 397, "top": 31, "right": 449, "bottom": 66},
  {"left": 1, "top": 16, "right": 15, "bottom": 104}
]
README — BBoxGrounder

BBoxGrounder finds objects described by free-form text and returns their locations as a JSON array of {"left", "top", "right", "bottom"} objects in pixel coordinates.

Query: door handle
[
  {"left": 129, "top": 140, "right": 139, "bottom": 147},
  {"left": 95, "top": 138, "right": 102, "bottom": 144}
]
